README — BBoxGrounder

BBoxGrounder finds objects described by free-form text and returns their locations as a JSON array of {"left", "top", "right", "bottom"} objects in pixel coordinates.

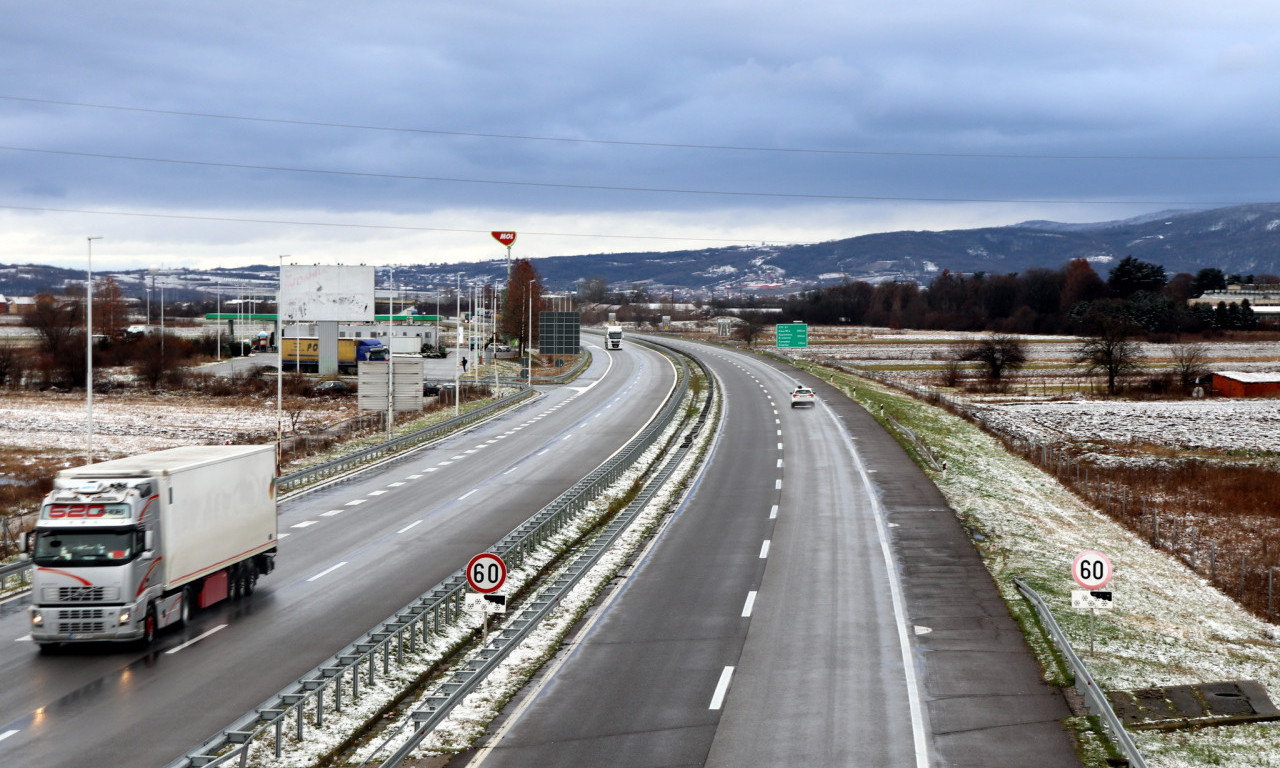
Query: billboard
[{"left": 279, "top": 265, "right": 375, "bottom": 322}]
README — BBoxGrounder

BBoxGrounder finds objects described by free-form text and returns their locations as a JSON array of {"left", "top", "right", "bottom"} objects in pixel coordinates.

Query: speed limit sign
[
  {"left": 467, "top": 552, "right": 507, "bottom": 594},
  {"left": 1072, "top": 550, "right": 1112, "bottom": 590}
]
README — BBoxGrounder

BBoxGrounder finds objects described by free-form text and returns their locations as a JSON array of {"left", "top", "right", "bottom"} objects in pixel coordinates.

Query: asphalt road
[
  {"left": 452, "top": 340, "right": 1079, "bottom": 768},
  {"left": 0, "top": 339, "right": 675, "bottom": 768}
]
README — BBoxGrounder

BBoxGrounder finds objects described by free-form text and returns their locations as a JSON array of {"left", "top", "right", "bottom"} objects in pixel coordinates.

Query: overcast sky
[{"left": 4, "top": 1, "right": 1280, "bottom": 272}]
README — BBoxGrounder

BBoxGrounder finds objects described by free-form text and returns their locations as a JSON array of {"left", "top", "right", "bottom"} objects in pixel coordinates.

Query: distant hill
[{"left": 5, "top": 203, "right": 1280, "bottom": 299}]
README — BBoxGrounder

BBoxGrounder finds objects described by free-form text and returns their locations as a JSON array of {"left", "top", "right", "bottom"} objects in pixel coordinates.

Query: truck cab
[
  {"left": 28, "top": 478, "right": 169, "bottom": 646},
  {"left": 605, "top": 325, "right": 623, "bottom": 350}
]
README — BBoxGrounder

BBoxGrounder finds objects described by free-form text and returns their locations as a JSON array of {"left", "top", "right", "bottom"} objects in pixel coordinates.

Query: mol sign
[{"left": 491, "top": 231, "right": 517, "bottom": 247}]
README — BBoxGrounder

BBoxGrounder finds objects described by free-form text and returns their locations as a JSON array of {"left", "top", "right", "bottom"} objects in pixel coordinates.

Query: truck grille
[
  {"left": 56, "top": 608, "right": 108, "bottom": 634},
  {"left": 46, "top": 586, "right": 120, "bottom": 603}
]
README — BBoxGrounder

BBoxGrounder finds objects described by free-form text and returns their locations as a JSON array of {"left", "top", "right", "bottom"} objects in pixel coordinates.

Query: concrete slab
[{"left": 1108, "top": 679, "right": 1280, "bottom": 730}]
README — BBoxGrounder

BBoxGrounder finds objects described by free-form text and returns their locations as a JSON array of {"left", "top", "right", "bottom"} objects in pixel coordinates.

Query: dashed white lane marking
[
  {"left": 277, "top": 533, "right": 291, "bottom": 539},
  {"left": 709, "top": 666, "right": 735, "bottom": 710},
  {"left": 742, "top": 591, "right": 757, "bottom": 618},
  {"left": 777, "top": 459, "right": 783, "bottom": 468},
  {"left": 345, "top": 499, "right": 366, "bottom": 506},
  {"left": 777, "top": 442, "right": 783, "bottom": 450},
  {"left": 164, "top": 623, "right": 228, "bottom": 655},
  {"left": 291, "top": 520, "right": 318, "bottom": 529},
  {"left": 759, "top": 540, "right": 771, "bottom": 558},
  {"left": 387, "top": 482, "right": 405, "bottom": 487},
  {"left": 537, "top": 448, "right": 551, "bottom": 456},
  {"left": 368, "top": 490, "right": 387, "bottom": 496},
  {"left": 14, "top": 635, "right": 30, "bottom": 643},
  {"left": 406, "top": 474, "right": 423, "bottom": 479},
  {"left": 307, "top": 561, "right": 348, "bottom": 582},
  {"left": 397, "top": 520, "right": 423, "bottom": 534},
  {"left": 437, "top": 461, "right": 454, "bottom": 466},
  {"left": 459, "top": 489, "right": 479, "bottom": 500},
  {"left": 0, "top": 729, "right": 18, "bottom": 742},
  {"left": 770, "top": 504, "right": 779, "bottom": 519},
  {"left": 775, "top": 479, "right": 783, "bottom": 490},
  {"left": 321, "top": 510, "right": 343, "bottom": 517}
]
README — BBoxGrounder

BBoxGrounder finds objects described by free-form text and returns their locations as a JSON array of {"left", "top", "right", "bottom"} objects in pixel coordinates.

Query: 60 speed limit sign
[
  {"left": 1072, "top": 550, "right": 1113, "bottom": 590},
  {"left": 466, "top": 552, "right": 507, "bottom": 594}
]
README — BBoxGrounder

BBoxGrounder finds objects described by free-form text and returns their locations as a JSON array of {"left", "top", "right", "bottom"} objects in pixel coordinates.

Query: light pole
[{"left": 86, "top": 237, "right": 102, "bottom": 464}]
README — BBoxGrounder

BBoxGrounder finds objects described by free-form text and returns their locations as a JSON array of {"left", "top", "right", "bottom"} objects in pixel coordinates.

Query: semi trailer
[{"left": 26, "top": 445, "right": 278, "bottom": 649}]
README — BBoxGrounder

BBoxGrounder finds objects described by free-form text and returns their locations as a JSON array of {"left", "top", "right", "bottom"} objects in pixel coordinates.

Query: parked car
[
  {"left": 790, "top": 386, "right": 816, "bottom": 408},
  {"left": 312, "top": 379, "right": 351, "bottom": 397}
]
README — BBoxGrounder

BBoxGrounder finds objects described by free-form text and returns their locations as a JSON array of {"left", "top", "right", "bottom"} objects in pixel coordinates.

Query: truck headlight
[
  {"left": 118, "top": 611, "right": 131, "bottom": 625},
  {"left": 31, "top": 611, "right": 43, "bottom": 626}
]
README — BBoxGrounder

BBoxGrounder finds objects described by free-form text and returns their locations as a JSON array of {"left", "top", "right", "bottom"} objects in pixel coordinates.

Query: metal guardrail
[
  {"left": 168, "top": 338, "right": 696, "bottom": 768},
  {"left": 0, "top": 558, "right": 31, "bottom": 593},
  {"left": 1014, "top": 578, "right": 1147, "bottom": 768},
  {"left": 376, "top": 349, "right": 714, "bottom": 766},
  {"left": 277, "top": 386, "right": 536, "bottom": 495}
]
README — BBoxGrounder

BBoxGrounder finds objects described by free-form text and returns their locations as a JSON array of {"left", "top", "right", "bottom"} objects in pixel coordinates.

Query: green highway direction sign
[{"left": 775, "top": 323, "right": 809, "bottom": 348}]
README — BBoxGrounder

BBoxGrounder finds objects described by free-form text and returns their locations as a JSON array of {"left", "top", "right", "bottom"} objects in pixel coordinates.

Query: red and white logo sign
[
  {"left": 1072, "top": 550, "right": 1113, "bottom": 590},
  {"left": 466, "top": 552, "right": 507, "bottom": 594},
  {"left": 491, "top": 231, "right": 517, "bottom": 247}
]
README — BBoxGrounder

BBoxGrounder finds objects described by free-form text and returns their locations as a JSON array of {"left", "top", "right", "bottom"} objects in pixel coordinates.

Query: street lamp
[{"left": 86, "top": 237, "right": 103, "bottom": 464}]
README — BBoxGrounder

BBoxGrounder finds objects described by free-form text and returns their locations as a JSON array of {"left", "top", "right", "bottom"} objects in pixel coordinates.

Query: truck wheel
[
  {"left": 178, "top": 588, "right": 192, "bottom": 627},
  {"left": 244, "top": 563, "right": 258, "bottom": 596}
]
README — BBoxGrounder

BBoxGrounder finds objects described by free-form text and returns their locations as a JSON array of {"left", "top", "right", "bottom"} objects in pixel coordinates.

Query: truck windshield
[
  {"left": 33, "top": 529, "right": 142, "bottom": 567},
  {"left": 607, "top": 331, "right": 622, "bottom": 339}
]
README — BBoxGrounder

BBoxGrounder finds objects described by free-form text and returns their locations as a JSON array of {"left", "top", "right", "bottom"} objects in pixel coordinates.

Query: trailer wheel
[
  {"left": 244, "top": 562, "right": 258, "bottom": 596},
  {"left": 178, "top": 588, "right": 191, "bottom": 627},
  {"left": 229, "top": 564, "right": 242, "bottom": 600}
]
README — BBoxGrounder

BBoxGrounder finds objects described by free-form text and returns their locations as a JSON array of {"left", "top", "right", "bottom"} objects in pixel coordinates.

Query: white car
[{"left": 790, "top": 386, "right": 816, "bottom": 408}]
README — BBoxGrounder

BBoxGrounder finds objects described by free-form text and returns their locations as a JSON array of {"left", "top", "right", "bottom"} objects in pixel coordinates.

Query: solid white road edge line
[
  {"left": 828, "top": 400, "right": 931, "bottom": 768},
  {"left": 307, "top": 561, "right": 349, "bottom": 583},
  {"left": 164, "top": 623, "right": 228, "bottom": 655},
  {"left": 709, "top": 666, "right": 735, "bottom": 710}
]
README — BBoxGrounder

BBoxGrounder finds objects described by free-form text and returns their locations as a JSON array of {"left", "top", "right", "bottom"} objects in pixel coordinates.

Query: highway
[
  {"left": 0, "top": 340, "right": 676, "bottom": 768},
  {"left": 451, "top": 340, "right": 1080, "bottom": 768}
]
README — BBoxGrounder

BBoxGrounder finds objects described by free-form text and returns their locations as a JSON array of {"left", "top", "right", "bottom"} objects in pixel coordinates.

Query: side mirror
[
  {"left": 144, "top": 530, "right": 154, "bottom": 553},
  {"left": 19, "top": 530, "right": 31, "bottom": 554}
]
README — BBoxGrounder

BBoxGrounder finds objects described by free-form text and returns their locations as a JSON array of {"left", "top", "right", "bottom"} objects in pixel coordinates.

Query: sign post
[
  {"left": 467, "top": 552, "right": 508, "bottom": 644},
  {"left": 1071, "top": 550, "right": 1113, "bottom": 655}
]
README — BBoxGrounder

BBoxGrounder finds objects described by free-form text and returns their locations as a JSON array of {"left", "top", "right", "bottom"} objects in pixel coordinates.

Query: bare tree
[
  {"left": 954, "top": 334, "right": 1029, "bottom": 388},
  {"left": 736, "top": 313, "right": 768, "bottom": 346},
  {"left": 1075, "top": 315, "right": 1141, "bottom": 395},
  {"left": 1169, "top": 341, "right": 1209, "bottom": 391}
]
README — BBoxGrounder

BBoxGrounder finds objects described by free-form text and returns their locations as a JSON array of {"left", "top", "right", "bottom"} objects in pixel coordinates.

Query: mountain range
[{"left": 4, "top": 203, "right": 1280, "bottom": 300}]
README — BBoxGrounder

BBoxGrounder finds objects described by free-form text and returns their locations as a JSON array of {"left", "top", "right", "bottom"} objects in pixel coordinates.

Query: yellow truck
[{"left": 281, "top": 337, "right": 386, "bottom": 374}]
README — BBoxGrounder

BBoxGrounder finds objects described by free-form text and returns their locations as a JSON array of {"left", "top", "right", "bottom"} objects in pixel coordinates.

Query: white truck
[
  {"left": 25, "top": 445, "right": 278, "bottom": 650},
  {"left": 605, "top": 324, "right": 623, "bottom": 350}
]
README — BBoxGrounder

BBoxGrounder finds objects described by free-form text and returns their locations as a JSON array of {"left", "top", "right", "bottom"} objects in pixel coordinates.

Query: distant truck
[
  {"left": 281, "top": 337, "right": 386, "bottom": 374},
  {"left": 605, "top": 324, "right": 623, "bottom": 350},
  {"left": 25, "top": 445, "right": 278, "bottom": 650}
]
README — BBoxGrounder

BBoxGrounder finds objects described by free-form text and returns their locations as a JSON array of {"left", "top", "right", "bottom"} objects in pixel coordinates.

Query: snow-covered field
[
  {"left": 971, "top": 398, "right": 1280, "bottom": 454},
  {"left": 0, "top": 391, "right": 353, "bottom": 465}
]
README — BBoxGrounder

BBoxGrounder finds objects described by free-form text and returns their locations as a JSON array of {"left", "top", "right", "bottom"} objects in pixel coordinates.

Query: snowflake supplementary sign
[{"left": 279, "top": 265, "right": 375, "bottom": 322}]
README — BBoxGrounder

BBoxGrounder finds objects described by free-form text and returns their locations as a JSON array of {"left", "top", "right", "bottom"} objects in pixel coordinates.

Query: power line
[
  {"left": 2, "top": 94, "right": 1275, "bottom": 161},
  {"left": 0, "top": 145, "right": 1251, "bottom": 206},
  {"left": 0, "top": 203, "right": 777, "bottom": 244}
]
